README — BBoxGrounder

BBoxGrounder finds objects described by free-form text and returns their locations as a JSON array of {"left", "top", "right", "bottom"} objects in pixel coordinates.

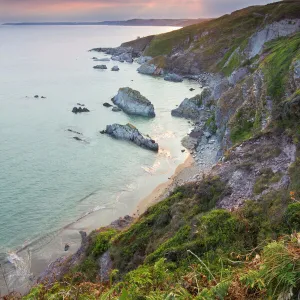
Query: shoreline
[{"left": 133, "top": 154, "right": 197, "bottom": 216}]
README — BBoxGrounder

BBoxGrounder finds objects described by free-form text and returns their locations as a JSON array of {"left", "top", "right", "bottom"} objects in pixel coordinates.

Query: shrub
[{"left": 285, "top": 203, "right": 300, "bottom": 231}]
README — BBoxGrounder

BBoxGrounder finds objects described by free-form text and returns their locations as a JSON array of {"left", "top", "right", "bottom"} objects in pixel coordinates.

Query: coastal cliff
[{"left": 18, "top": 1, "right": 300, "bottom": 299}]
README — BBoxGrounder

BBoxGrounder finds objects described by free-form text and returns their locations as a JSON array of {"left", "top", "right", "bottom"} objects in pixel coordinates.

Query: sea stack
[
  {"left": 103, "top": 123, "right": 159, "bottom": 151},
  {"left": 112, "top": 87, "right": 155, "bottom": 117}
]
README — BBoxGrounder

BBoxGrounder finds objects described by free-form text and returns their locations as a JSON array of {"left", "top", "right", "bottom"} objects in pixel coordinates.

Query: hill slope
[{"left": 15, "top": 1, "right": 300, "bottom": 299}]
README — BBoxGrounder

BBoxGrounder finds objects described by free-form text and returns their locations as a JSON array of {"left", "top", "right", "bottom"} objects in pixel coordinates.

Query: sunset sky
[{"left": 0, "top": 0, "right": 277, "bottom": 23}]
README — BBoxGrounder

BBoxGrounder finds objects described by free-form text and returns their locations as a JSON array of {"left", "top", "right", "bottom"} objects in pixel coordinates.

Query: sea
[{"left": 0, "top": 25, "right": 201, "bottom": 294}]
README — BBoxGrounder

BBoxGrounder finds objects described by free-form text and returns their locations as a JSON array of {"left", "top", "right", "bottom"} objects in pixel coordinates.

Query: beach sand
[{"left": 133, "top": 154, "right": 199, "bottom": 216}]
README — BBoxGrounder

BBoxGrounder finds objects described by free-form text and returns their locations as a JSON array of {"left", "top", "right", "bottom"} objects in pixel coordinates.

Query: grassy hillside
[{"left": 142, "top": 1, "right": 300, "bottom": 74}]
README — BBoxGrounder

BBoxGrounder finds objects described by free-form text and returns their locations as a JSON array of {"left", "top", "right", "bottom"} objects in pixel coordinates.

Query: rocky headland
[{"left": 112, "top": 87, "right": 155, "bottom": 117}]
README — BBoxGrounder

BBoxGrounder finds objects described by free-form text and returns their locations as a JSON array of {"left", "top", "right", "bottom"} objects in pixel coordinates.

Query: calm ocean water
[{"left": 0, "top": 25, "right": 201, "bottom": 291}]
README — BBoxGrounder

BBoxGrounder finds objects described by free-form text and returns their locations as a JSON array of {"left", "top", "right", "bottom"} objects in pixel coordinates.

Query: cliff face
[{"left": 21, "top": 2, "right": 300, "bottom": 300}]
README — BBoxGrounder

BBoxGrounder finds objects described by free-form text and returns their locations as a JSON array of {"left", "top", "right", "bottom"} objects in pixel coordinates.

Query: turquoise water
[{"left": 0, "top": 25, "right": 200, "bottom": 258}]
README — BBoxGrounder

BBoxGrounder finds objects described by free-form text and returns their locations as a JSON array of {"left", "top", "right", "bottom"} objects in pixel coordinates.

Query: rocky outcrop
[
  {"left": 164, "top": 73, "right": 183, "bottom": 82},
  {"left": 246, "top": 19, "right": 300, "bottom": 59},
  {"left": 103, "top": 123, "right": 159, "bottom": 151},
  {"left": 72, "top": 107, "right": 90, "bottom": 113},
  {"left": 93, "top": 58, "right": 110, "bottom": 62},
  {"left": 111, "top": 66, "right": 120, "bottom": 71},
  {"left": 112, "top": 87, "right": 155, "bottom": 117},
  {"left": 93, "top": 65, "right": 107, "bottom": 69},
  {"left": 112, "top": 106, "right": 122, "bottom": 112},
  {"left": 90, "top": 46, "right": 140, "bottom": 62},
  {"left": 103, "top": 102, "right": 112, "bottom": 107},
  {"left": 136, "top": 56, "right": 152, "bottom": 64},
  {"left": 171, "top": 88, "right": 212, "bottom": 120},
  {"left": 112, "top": 52, "right": 133, "bottom": 63},
  {"left": 282, "top": 93, "right": 300, "bottom": 119},
  {"left": 137, "top": 63, "right": 164, "bottom": 76}
]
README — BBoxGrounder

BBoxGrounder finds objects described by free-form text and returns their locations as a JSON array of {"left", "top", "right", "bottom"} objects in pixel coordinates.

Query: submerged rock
[
  {"left": 72, "top": 107, "right": 90, "bottom": 114},
  {"left": 112, "top": 87, "right": 155, "bottom": 117},
  {"left": 164, "top": 73, "right": 183, "bottom": 82},
  {"left": 93, "top": 65, "right": 107, "bottom": 70},
  {"left": 111, "top": 66, "right": 120, "bottom": 71},
  {"left": 67, "top": 129, "right": 82, "bottom": 135},
  {"left": 103, "top": 123, "right": 159, "bottom": 151}
]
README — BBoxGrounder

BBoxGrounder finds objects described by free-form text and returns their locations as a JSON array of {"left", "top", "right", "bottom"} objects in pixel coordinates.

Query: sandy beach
[{"left": 133, "top": 154, "right": 198, "bottom": 216}]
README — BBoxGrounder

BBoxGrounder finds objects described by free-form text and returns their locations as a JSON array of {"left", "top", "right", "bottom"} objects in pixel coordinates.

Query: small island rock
[
  {"left": 103, "top": 102, "right": 112, "bottom": 108},
  {"left": 103, "top": 123, "right": 158, "bottom": 151},
  {"left": 111, "top": 66, "right": 120, "bottom": 71},
  {"left": 93, "top": 65, "right": 107, "bottom": 70},
  {"left": 72, "top": 107, "right": 90, "bottom": 114},
  {"left": 112, "top": 87, "right": 155, "bottom": 117}
]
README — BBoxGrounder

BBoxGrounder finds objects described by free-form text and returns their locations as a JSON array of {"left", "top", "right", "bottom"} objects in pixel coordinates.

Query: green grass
[
  {"left": 230, "top": 107, "right": 256, "bottom": 144},
  {"left": 263, "top": 33, "right": 300, "bottom": 101},
  {"left": 144, "top": 2, "right": 300, "bottom": 74}
]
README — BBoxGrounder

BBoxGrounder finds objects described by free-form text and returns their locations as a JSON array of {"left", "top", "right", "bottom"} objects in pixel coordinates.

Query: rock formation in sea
[
  {"left": 112, "top": 106, "right": 122, "bottom": 112},
  {"left": 103, "top": 102, "right": 112, "bottom": 107},
  {"left": 93, "top": 58, "right": 110, "bottom": 62},
  {"left": 93, "top": 65, "right": 107, "bottom": 69},
  {"left": 112, "top": 87, "right": 155, "bottom": 117},
  {"left": 111, "top": 66, "right": 120, "bottom": 71},
  {"left": 103, "top": 123, "right": 159, "bottom": 151},
  {"left": 72, "top": 107, "right": 90, "bottom": 113}
]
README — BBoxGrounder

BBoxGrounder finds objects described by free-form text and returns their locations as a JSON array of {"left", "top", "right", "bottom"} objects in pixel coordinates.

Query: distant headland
[{"left": 2, "top": 18, "right": 209, "bottom": 27}]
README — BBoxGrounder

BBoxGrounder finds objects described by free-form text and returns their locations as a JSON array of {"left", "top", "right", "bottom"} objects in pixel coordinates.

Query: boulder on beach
[
  {"left": 111, "top": 66, "right": 120, "bottom": 71},
  {"left": 164, "top": 73, "right": 183, "bottom": 82},
  {"left": 72, "top": 107, "right": 90, "bottom": 114},
  {"left": 93, "top": 65, "right": 107, "bottom": 70},
  {"left": 112, "top": 87, "right": 155, "bottom": 117},
  {"left": 103, "top": 123, "right": 159, "bottom": 151},
  {"left": 103, "top": 102, "right": 112, "bottom": 108}
]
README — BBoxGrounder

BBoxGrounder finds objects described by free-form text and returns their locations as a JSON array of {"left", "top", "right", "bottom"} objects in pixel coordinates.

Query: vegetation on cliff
[{"left": 10, "top": 2, "right": 300, "bottom": 300}]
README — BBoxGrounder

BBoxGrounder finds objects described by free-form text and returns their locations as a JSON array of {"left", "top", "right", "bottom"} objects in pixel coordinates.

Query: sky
[{"left": 0, "top": 0, "right": 278, "bottom": 23}]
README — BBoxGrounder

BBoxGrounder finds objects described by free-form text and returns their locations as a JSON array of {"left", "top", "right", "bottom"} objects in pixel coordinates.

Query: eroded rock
[
  {"left": 112, "top": 87, "right": 155, "bottom": 117},
  {"left": 103, "top": 123, "right": 159, "bottom": 151}
]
